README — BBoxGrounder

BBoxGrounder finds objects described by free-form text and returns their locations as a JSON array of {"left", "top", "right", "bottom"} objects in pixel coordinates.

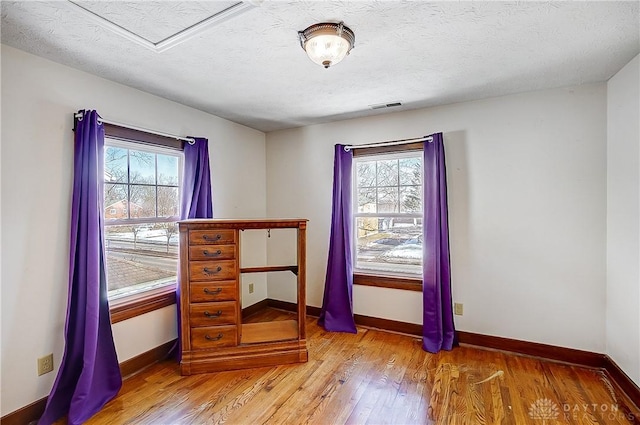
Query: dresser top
[{"left": 178, "top": 218, "right": 308, "bottom": 230}]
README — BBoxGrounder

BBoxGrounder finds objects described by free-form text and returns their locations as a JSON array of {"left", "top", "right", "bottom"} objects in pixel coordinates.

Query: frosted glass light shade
[{"left": 298, "top": 22, "right": 355, "bottom": 69}]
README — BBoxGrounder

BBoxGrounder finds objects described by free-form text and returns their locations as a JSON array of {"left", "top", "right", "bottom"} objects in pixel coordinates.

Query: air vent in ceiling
[{"left": 369, "top": 101, "right": 403, "bottom": 110}]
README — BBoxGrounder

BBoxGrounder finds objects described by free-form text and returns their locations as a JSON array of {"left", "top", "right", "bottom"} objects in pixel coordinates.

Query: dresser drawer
[
  {"left": 191, "top": 325, "right": 238, "bottom": 349},
  {"left": 189, "top": 260, "right": 236, "bottom": 281},
  {"left": 189, "top": 244, "right": 236, "bottom": 261},
  {"left": 189, "top": 230, "right": 235, "bottom": 245},
  {"left": 190, "top": 280, "right": 237, "bottom": 302},
  {"left": 190, "top": 301, "right": 237, "bottom": 327}
]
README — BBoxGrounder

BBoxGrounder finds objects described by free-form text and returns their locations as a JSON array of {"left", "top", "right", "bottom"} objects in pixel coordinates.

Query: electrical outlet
[
  {"left": 454, "top": 303, "right": 464, "bottom": 316},
  {"left": 248, "top": 283, "right": 254, "bottom": 294},
  {"left": 38, "top": 354, "right": 54, "bottom": 376}
]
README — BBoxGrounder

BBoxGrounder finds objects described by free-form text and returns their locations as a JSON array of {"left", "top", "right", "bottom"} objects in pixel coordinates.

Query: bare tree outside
[
  {"left": 157, "top": 174, "right": 179, "bottom": 217},
  {"left": 131, "top": 226, "right": 142, "bottom": 250},
  {"left": 154, "top": 222, "right": 179, "bottom": 253},
  {"left": 105, "top": 147, "right": 154, "bottom": 209},
  {"left": 400, "top": 158, "right": 422, "bottom": 213}
]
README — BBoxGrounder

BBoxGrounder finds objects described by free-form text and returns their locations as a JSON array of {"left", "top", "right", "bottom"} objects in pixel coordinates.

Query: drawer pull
[
  {"left": 203, "top": 234, "right": 222, "bottom": 241},
  {"left": 205, "top": 333, "right": 224, "bottom": 341},
  {"left": 203, "top": 249, "right": 222, "bottom": 257},
  {"left": 203, "top": 266, "right": 223, "bottom": 275},
  {"left": 203, "top": 287, "right": 223, "bottom": 295},
  {"left": 204, "top": 310, "right": 223, "bottom": 318}
]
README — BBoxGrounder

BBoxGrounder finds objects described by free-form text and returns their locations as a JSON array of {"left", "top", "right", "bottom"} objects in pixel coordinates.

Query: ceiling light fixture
[{"left": 298, "top": 22, "right": 355, "bottom": 69}]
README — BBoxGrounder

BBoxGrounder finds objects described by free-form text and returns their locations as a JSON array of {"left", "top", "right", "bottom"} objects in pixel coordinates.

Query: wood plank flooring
[{"left": 69, "top": 309, "right": 639, "bottom": 425}]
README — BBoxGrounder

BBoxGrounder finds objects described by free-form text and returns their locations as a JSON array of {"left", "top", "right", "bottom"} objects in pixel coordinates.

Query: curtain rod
[
  {"left": 74, "top": 113, "right": 195, "bottom": 144},
  {"left": 343, "top": 136, "right": 432, "bottom": 152}
]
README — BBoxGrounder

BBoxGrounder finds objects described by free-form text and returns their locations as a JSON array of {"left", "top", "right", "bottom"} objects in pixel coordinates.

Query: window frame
[
  {"left": 352, "top": 142, "right": 424, "bottom": 291},
  {"left": 104, "top": 138, "right": 182, "bottom": 224},
  {"left": 103, "top": 123, "right": 185, "bottom": 321}
]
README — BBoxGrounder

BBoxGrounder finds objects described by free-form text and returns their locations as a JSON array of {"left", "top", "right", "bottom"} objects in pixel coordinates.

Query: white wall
[
  {"left": 606, "top": 54, "right": 640, "bottom": 386},
  {"left": 0, "top": 45, "right": 267, "bottom": 416},
  {"left": 266, "top": 84, "right": 607, "bottom": 353}
]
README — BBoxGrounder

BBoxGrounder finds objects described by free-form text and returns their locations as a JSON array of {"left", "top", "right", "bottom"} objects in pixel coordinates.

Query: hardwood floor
[{"left": 71, "top": 309, "right": 639, "bottom": 425}]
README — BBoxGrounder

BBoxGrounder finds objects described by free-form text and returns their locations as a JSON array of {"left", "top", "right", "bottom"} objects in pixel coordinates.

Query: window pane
[
  {"left": 157, "top": 154, "right": 179, "bottom": 186},
  {"left": 103, "top": 143, "right": 182, "bottom": 301},
  {"left": 355, "top": 217, "right": 422, "bottom": 275},
  {"left": 105, "top": 184, "right": 128, "bottom": 218},
  {"left": 377, "top": 187, "right": 398, "bottom": 213},
  {"left": 376, "top": 159, "right": 398, "bottom": 186},
  {"left": 157, "top": 187, "right": 179, "bottom": 217},
  {"left": 357, "top": 161, "right": 376, "bottom": 188},
  {"left": 354, "top": 151, "right": 424, "bottom": 278},
  {"left": 357, "top": 188, "right": 376, "bottom": 213},
  {"left": 105, "top": 146, "right": 128, "bottom": 183},
  {"left": 104, "top": 224, "right": 177, "bottom": 299},
  {"left": 399, "top": 158, "right": 421, "bottom": 185},
  {"left": 130, "top": 185, "right": 156, "bottom": 218},
  {"left": 129, "top": 150, "right": 155, "bottom": 184},
  {"left": 400, "top": 186, "right": 422, "bottom": 213}
]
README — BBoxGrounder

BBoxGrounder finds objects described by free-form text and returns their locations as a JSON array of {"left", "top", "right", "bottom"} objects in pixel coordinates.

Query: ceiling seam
[{"left": 65, "top": 0, "right": 256, "bottom": 53}]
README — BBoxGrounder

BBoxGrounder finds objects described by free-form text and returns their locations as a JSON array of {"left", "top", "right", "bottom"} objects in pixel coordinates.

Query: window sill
[
  {"left": 353, "top": 273, "right": 422, "bottom": 292},
  {"left": 110, "top": 285, "right": 177, "bottom": 324}
]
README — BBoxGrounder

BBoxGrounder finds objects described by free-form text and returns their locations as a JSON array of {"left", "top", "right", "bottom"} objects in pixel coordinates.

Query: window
[
  {"left": 104, "top": 138, "right": 182, "bottom": 301},
  {"left": 353, "top": 149, "right": 423, "bottom": 278}
]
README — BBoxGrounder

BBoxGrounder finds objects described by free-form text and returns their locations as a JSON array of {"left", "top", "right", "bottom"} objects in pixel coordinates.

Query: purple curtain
[
  {"left": 318, "top": 144, "right": 357, "bottom": 333},
  {"left": 39, "top": 110, "right": 122, "bottom": 425},
  {"left": 181, "top": 138, "right": 213, "bottom": 219},
  {"left": 176, "top": 137, "right": 213, "bottom": 361},
  {"left": 422, "top": 133, "right": 455, "bottom": 352}
]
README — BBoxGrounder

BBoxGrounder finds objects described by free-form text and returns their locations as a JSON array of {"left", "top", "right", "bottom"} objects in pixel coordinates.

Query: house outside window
[
  {"left": 353, "top": 149, "right": 423, "bottom": 280},
  {"left": 104, "top": 138, "right": 182, "bottom": 301}
]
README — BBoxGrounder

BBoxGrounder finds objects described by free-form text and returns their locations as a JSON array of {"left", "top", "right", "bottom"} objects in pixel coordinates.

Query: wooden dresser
[{"left": 178, "top": 219, "right": 308, "bottom": 375}]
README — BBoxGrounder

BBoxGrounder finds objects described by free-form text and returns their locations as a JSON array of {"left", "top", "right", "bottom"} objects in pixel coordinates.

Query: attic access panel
[{"left": 69, "top": 1, "right": 252, "bottom": 51}]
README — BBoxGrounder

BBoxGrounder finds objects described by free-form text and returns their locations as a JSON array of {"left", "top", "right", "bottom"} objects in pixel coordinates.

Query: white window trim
[
  {"left": 352, "top": 150, "right": 424, "bottom": 278},
  {"left": 104, "top": 138, "right": 184, "bottom": 300}
]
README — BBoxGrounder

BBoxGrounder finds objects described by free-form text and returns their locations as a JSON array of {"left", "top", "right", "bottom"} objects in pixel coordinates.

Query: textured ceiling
[
  {"left": 1, "top": 1, "right": 639, "bottom": 132},
  {"left": 71, "top": 1, "right": 240, "bottom": 44}
]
